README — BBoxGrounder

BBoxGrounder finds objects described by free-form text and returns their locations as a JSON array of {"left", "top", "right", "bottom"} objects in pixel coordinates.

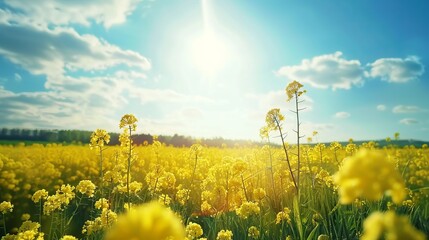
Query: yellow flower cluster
[
  {"left": 60, "top": 235, "right": 77, "bottom": 240},
  {"left": 21, "top": 213, "right": 30, "bottom": 221},
  {"left": 116, "top": 181, "right": 142, "bottom": 194},
  {"left": 104, "top": 201, "right": 185, "bottom": 240},
  {"left": 285, "top": 80, "right": 305, "bottom": 101},
  {"left": 248, "top": 226, "right": 260, "bottom": 239},
  {"left": 89, "top": 129, "right": 110, "bottom": 149},
  {"left": 76, "top": 180, "right": 96, "bottom": 197},
  {"left": 3, "top": 220, "right": 44, "bottom": 240},
  {"left": 276, "top": 207, "right": 291, "bottom": 224},
  {"left": 361, "top": 211, "right": 426, "bottom": 240},
  {"left": 176, "top": 187, "right": 191, "bottom": 205},
  {"left": 31, "top": 189, "right": 48, "bottom": 203},
  {"left": 0, "top": 201, "right": 13, "bottom": 214},
  {"left": 235, "top": 201, "right": 260, "bottom": 219},
  {"left": 264, "top": 108, "right": 285, "bottom": 132},
  {"left": 334, "top": 149, "right": 406, "bottom": 204},
  {"left": 119, "top": 114, "right": 138, "bottom": 130},
  {"left": 43, "top": 184, "right": 75, "bottom": 215},
  {"left": 185, "top": 222, "right": 203, "bottom": 239},
  {"left": 82, "top": 208, "right": 117, "bottom": 235},
  {"left": 216, "top": 230, "right": 233, "bottom": 240},
  {"left": 95, "top": 198, "right": 109, "bottom": 209}
]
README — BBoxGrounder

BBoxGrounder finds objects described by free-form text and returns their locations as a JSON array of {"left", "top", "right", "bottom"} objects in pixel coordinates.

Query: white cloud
[
  {"left": 376, "top": 104, "right": 386, "bottom": 111},
  {"left": 276, "top": 51, "right": 365, "bottom": 90},
  {"left": 334, "top": 111, "right": 351, "bottom": 119},
  {"left": 3, "top": 0, "right": 141, "bottom": 28},
  {"left": 392, "top": 105, "right": 423, "bottom": 114},
  {"left": 0, "top": 20, "right": 151, "bottom": 78},
  {"left": 400, "top": 118, "right": 419, "bottom": 125},
  {"left": 0, "top": 70, "right": 213, "bottom": 132},
  {"left": 277, "top": 53, "right": 425, "bottom": 90},
  {"left": 0, "top": 90, "right": 113, "bottom": 130},
  {"left": 369, "top": 56, "right": 424, "bottom": 83},
  {"left": 0, "top": 3, "right": 171, "bottom": 133}
]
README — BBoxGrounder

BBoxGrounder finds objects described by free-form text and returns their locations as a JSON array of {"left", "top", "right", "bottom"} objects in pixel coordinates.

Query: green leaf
[
  {"left": 306, "top": 224, "right": 319, "bottom": 240},
  {"left": 293, "top": 195, "right": 304, "bottom": 239}
]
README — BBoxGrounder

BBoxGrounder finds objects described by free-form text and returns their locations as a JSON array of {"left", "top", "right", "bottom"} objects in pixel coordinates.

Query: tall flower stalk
[
  {"left": 90, "top": 129, "right": 110, "bottom": 199},
  {"left": 264, "top": 109, "right": 298, "bottom": 194},
  {"left": 286, "top": 80, "right": 306, "bottom": 196},
  {"left": 119, "top": 114, "right": 138, "bottom": 210}
]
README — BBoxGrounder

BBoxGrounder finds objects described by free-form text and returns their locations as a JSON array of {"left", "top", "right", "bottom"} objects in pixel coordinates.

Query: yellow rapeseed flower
[
  {"left": 185, "top": 222, "right": 203, "bottom": 239},
  {"left": 265, "top": 108, "right": 285, "bottom": 131},
  {"left": 76, "top": 180, "right": 96, "bottom": 197},
  {"left": 361, "top": 211, "right": 425, "bottom": 240},
  {"left": 89, "top": 129, "right": 110, "bottom": 149},
  {"left": 119, "top": 114, "right": 138, "bottom": 131},
  {"left": 285, "top": 80, "right": 305, "bottom": 101},
  {"left": 0, "top": 201, "right": 13, "bottom": 214},
  {"left": 276, "top": 207, "right": 291, "bottom": 224},
  {"left": 21, "top": 213, "right": 31, "bottom": 221},
  {"left": 18, "top": 220, "right": 39, "bottom": 232},
  {"left": 95, "top": 198, "right": 109, "bottom": 210},
  {"left": 248, "top": 226, "right": 260, "bottom": 239},
  {"left": 334, "top": 149, "right": 406, "bottom": 204},
  {"left": 216, "top": 230, "right": 233, "bottom": 240},
  {"left": 104, "top": 201, "right": 185, "bottom": 240},
  {"left": 60, "top": 235, "right": 78, "bottom": 240},
  {"left": 235, "top": 201, "right": 260, "bottom": 219}
]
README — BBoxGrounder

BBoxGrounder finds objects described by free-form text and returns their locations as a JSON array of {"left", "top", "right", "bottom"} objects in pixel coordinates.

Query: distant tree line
[
  {"left": 0, "top": 128, "right": 93, "bottom": 143},
  {"left": 0, "top": 128, "right": 263, "bottom": 148}
]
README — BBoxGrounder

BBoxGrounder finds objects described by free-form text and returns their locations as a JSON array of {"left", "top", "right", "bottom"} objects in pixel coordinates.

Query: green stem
[
  {"left": 241, "top": 174, "right": 249, "bottom": 201},
  {"left": 66, "top": 196, "right": 83, "bottom": 226},
  {"left": 2, "top": 213, "right": 6, "bottom": 235},
  {"left": 294, "top": 91, "right": 301, "bottom": 197},
  {"left": 48, "top": 214, "right": 54, "bottom": 240},
  {"left": 39, "top": 200, "right": 42, "bottom": 232},
  {"left": 275, "top": 118, "right": 299, "bottom": 194},
  {"left": 99, "top": 146, "right": 104, "bottom": 199},
  {"left": 267, "top": 138, "right": 277, "bottom": 203},
  {"left": 127, "top": 126, "right": 132, "bottom": 210}
]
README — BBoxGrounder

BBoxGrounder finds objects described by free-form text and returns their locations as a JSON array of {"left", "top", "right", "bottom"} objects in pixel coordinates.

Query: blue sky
[{"left": 0, "top": 0, "right": 428, "bottom": 142}]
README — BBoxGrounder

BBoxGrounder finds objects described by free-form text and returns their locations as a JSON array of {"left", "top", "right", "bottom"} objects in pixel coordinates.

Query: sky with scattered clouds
[{"left": 0, "top": 0, "right": 428, "bottom": 142}]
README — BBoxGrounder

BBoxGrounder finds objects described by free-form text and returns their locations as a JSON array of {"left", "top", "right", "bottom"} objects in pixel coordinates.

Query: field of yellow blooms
[{"left": 1, "top": 82, "right": 428, "bottom": 240}]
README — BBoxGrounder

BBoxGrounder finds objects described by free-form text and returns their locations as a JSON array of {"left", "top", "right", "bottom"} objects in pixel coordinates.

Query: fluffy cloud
[
  {"left": 0, "top": 73, "right": 211, "bottom": 131},
  {"left": 0, "top": 18, "right": 151, "bottom": 78},
  {"left": 3, "top": 0, "right": 141, "bottom": 28},
  {"left": 392, "top": 105, "right": 423, "bottom": 114},
  {"left": 277, "top": 53, "right": 425, "bottom": 90},
  {"left": 276, "top": 52, "right": 365, "bottom": 90},
  {"left": 0, "top": 89, "right": 113, "bottom": 130},
  {"left": 0, "top": 2, "right": 169, "bottom": 132},
  {"left": 376, "top": 104, "right": 386, "bottom": 111},
  {"left": 399, "top": 118, "right": 419, "bottom": 125},
  {"left": 334, "top": 111, "right": 351, "bottom": 119},
  {"left": 369, "top": 56, "right": 424, "bottom": 83}
]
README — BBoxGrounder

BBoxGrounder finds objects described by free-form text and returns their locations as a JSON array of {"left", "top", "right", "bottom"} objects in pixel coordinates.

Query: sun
[{"left": 191, "top": 32, "right": 229, "bottom": 76}]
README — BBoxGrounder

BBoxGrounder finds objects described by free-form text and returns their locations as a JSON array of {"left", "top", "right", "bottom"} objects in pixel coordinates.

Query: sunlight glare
[{"left": 191, "top": 33, "right": 229, "bottom": 76}]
